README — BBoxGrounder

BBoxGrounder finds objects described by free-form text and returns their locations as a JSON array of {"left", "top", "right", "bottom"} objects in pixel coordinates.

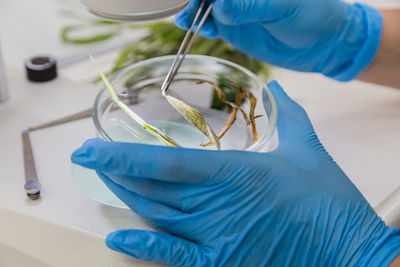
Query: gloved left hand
[{"left": 72, "top": 81, "right": 400, "bottom": 266}]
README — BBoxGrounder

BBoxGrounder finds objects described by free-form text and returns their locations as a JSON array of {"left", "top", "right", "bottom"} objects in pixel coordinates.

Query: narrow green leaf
[
  {"left": 90, "top": 55, "right": 181, "bottom": 147},
  {"left": 61, "top": 25, "right": 117, "bottom": 45}
]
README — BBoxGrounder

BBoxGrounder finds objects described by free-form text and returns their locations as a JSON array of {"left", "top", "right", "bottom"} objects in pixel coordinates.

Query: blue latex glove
[
  {"left": 175, "top": 0, "right": 382, "bottom": 81},
  {"left": 72, "top": 81, "right": 400, "bottom": 266}
]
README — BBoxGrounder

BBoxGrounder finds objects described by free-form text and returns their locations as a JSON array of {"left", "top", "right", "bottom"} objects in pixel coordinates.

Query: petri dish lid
[{"left": 80, "top": 0, "right": 189, "bottom": 21}]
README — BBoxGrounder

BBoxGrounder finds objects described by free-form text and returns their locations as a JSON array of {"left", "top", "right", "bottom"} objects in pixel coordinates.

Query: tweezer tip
[{"left": 161, "top": 82, "right": 170, "bottom": 94}]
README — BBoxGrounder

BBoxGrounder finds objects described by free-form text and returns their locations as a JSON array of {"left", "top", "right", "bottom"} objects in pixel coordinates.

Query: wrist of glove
[
  {"left": 365, "top": 229, "right": 400, "bottom": 266},
  {"left": 316, "top": 3, "right": 382, "bottom": 81}
]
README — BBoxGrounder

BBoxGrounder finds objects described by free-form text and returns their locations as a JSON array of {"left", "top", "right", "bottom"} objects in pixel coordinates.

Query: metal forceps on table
[{"left": 161, "top": 1, "right": 213, "bottom": 93}]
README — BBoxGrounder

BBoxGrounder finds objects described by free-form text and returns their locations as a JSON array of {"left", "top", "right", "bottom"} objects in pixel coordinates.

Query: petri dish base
[{"left": 71, "top": 163, "right": 128, "bottom": 209}]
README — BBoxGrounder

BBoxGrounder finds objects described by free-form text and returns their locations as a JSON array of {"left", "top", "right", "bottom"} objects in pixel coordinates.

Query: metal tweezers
[{"left": 161, "top": 1, "right": 213, "bottom": 93}]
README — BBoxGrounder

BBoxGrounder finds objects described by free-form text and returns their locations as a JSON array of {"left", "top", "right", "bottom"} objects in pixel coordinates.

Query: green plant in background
[{"left": 61, "top": 20, "right": 270, "bottom": 111}]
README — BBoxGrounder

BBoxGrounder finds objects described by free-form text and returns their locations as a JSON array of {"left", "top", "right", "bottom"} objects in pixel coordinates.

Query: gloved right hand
[{"left": 175, "top": 0, "right": 383, "bottom": 81}]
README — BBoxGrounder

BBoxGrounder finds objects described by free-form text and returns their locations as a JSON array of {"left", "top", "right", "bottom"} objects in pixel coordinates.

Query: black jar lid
[{"left": 25, "top": 56, "right": 57, "bottom": 82}]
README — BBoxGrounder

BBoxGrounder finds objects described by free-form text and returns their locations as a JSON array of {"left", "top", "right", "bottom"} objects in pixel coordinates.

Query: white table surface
[{"left": 0, "top": 0, "right": 399, "bottom": 266}]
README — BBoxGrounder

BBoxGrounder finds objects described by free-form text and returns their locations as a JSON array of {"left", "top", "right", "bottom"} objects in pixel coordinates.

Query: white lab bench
[{"left": 0, "top": 0, "right": 399, "bottom": 266}]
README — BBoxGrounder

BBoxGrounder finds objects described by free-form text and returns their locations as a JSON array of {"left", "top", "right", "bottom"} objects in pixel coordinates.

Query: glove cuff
[
  {"left": 324, "top": 4, "right": 383, "bottom": 82},
  {"left": 361, "top": 227, "right": 400, "bottom": 267}
]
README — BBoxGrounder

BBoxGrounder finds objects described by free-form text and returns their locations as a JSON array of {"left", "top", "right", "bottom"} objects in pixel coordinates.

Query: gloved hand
[
  {"left": 175, "top": 0, "right": 382, "bottom": 81},
  {"left": 72, "top": 81, "right": 400, "bottom": 266}
]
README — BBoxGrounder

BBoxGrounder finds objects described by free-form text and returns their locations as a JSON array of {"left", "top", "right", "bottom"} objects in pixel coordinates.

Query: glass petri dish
[{"left": 72, "top": 55, "right": 278, "bottom": 209}]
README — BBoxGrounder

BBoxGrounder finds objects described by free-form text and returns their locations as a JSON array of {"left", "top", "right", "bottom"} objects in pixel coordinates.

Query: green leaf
[
  {"left": 91, "top": 55, "right": 181, "bottom": 148},
  {"left": 61, "top": 25, "right": 119, "bottom": 45}
]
